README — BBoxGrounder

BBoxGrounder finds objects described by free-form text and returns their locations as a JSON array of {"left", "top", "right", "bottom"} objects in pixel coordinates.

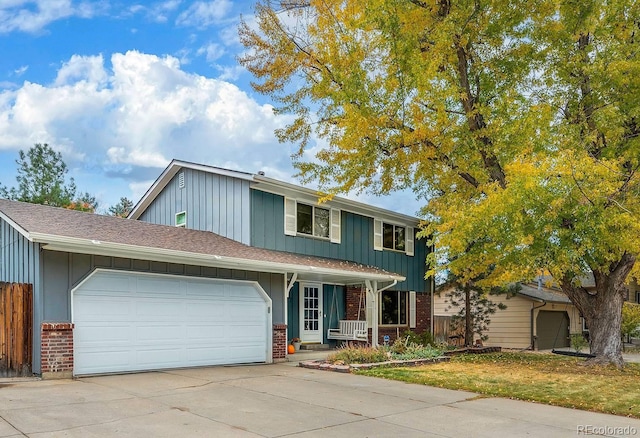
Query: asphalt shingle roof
[{"left": 0, "top": 199, "right": 402, "bottom": 280}]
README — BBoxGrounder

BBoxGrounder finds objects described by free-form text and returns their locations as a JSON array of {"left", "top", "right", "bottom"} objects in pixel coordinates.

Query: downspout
[{"left": 530, "top": 300, "right": 547, "bottom": 350}]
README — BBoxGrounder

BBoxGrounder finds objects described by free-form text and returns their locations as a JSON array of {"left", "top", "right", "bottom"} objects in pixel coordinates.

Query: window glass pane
[
  {"left": 383, "top": 223, "right": 394, "bottom": 249},
  {"left": 314, "top": 207, "right": 330, "bottom": 238},
  {"left": 395, "top": 226, "right": 405, "bottom": 251},
  {"left": 297, "top": 203, "right": 313, "bottom": 235},
  {"left": 381, "top": 290, "right": 399, "bottom": 324},
  {"left": 175, "top": 211, "right": 186, "bottom": 227},
  {"left": 399, "top": 292, "right": 407, "bottom": 324}
]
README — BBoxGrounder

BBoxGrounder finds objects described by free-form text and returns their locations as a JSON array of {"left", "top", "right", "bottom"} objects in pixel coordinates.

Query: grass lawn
[{"left": 356, "top": 352, "right": 640, "bottom": 418}]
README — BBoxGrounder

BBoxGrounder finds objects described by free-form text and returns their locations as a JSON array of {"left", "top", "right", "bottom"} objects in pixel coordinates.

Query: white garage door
[{"left": 72, "top": 270, "right": 271, "bottom": 375}]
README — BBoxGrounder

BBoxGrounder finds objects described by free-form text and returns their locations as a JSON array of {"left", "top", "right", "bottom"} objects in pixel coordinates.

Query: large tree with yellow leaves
[{"left": 239, "top": 0, "right": 640, "bottom": 366}]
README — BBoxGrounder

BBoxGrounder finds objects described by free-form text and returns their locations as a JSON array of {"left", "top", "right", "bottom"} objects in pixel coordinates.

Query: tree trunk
[
  {"left": 559, "top": 253, "right": 635, "bottom": 367},
  {"left": 465, "top": 286, "right": 473, "bottom": 347}
]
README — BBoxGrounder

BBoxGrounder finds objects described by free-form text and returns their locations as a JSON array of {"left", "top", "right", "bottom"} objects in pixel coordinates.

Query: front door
[{"left": 300, "top": 284, "right": 323, "bottom": 343}]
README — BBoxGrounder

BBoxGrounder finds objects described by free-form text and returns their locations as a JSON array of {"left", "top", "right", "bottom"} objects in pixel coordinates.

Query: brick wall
[
  {"left": 41, "top": 322, "right": 74, "bottom": 379},
  {"left": 346, "top": 286, "right": 366, "bottom": 320},
  {"left": 345, "top": 287, "right": 432, "bottom": 345},
  {"left": 273, "top": 323, "right": 287, "bottom": 361}
]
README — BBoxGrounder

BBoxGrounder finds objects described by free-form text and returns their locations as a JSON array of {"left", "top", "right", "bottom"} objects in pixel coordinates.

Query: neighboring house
[
  {"left": 129, "top": 160, "right": 433, "bottom": 348},
  {"left": 0, "top": 161, "right": 432, "bottom": 378},
  {"left": 433, "top": 283, "right": 582, "bottom": 350}
]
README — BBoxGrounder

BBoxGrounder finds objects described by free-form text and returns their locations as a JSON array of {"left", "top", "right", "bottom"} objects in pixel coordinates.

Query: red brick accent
[
  {"left": 345, "top": 287, "right": 432, "bottom": 345},
  {"left": 41, "top": 322, "right": 74, "bottom": 379},
  {"left": 346, "top": 286, "right": 366, "bottom": 320},
  {"left": 273, "top": 323, "right": 287, "bottom": 361}
]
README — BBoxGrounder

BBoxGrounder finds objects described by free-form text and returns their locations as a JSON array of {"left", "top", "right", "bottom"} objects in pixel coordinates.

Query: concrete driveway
[{"left": 1, "top": 361, "right": 639, "bottom": 438}]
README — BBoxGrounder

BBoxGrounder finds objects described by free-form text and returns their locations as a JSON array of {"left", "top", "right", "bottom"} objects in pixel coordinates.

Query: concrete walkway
[{"left": 0, "top": 361, "right": 639, "bottom": 437}]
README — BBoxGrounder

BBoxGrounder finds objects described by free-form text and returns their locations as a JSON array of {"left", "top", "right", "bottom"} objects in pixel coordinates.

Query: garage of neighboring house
[
  {"left": 72, "top": 270, "right": 271, "bottom": 375},
  {"left": 535, "top": 310, "right": 570, "bottom": 350}
]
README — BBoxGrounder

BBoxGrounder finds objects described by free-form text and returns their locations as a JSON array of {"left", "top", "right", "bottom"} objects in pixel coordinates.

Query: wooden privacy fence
[
  {"left": 0, "top": 282, "right": 33, "bottom": 377},
  {"left": 433, "top": 315, "right": 451, "bottom": 344}
]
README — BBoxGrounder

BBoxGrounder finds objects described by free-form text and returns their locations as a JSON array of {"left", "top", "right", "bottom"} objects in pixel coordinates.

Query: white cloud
[
  {"left": 176, "top": 0, "right": 231, "bottom": 28},
  {"left": 0, "top": 0, "right": 102, "bottom": 34},
  {"left": 14, "top": 65, "right": 28, "bottom": 76},
  {"left": 197, "top": 42, "right": 225, "bottom": 62},
  {"left": 0, "top": 49, "right": 294, "bottom": 181}
]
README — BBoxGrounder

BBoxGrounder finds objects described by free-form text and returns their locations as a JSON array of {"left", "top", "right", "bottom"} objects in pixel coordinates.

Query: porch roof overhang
[{"left": 31, "top": 233, "right": 405, "bottom": 286}]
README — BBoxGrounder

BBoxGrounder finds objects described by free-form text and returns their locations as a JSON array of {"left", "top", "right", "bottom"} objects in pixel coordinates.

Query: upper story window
[
  {"left": 284, "top": 198, "right": 341, "bottom": 243},
  {"left": 175, "top": 211, "right": 187, "bottom": 227},
  {"left": 374, "top": 219, "right": 414, "bottom": 256},
  {"left": 383, "top": 223, "right": 405, "bottom": 251},
  {"left": 297, "top": 203, "right": 330, "bottom": 238}
]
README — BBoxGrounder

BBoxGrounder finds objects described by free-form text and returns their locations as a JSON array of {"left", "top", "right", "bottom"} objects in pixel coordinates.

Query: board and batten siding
[
  {"left": 35, "top": 250, "right": 285, "bottom": 374},
  {"left": 1, "top": 218, "right": 43, "bottom": 376},
  {"left": 138, "top": 168, "right": 251, "bottom": 244},
  {"left": 251, "top": 190, "right": 429, "bottom": 293},
  {"left": 0, "top": 218, "right": 40, "bottom": 284}
]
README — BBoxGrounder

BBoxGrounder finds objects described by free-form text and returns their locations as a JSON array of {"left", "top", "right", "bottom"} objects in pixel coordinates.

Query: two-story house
[
  {"left": 130, "top": 160, "right": 433, "bottom": 346},
  {"left": 0, "top": 159, "right": 432, "bottom": 378}
]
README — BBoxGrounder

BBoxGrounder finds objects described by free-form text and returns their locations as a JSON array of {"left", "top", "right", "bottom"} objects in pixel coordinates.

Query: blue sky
[{"left": 0, "top": 0, "right": 422, "bottom": 216}]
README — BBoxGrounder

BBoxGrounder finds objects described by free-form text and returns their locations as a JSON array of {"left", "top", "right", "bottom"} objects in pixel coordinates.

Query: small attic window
[
  {"left": 175, "top": 211, "right": 186, "bottom": 227},
  {"left": 178, "top": 171, "right": 185, "bottom": 189}
]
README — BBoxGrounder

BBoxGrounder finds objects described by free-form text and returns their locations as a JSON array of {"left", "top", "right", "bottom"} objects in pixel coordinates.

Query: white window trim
[
  {"left": 284, "top": 199, "right": 341, "bottom": 243},
  {"left": 175, "top": 211, "right": 186, "bottom": 228},
  {"left": 409, "top": 291, "right": 416, "bottom": 328},
  {"left": 379, "top": 290, "right": 410, "bottom": 327},
  {"left": 376, "top": 219, "right": 414, "bottom": 256}
]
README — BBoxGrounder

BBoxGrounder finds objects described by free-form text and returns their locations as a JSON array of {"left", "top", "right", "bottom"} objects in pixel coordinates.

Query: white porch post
[
  {"left": 365, "top": 280, "right": 379, "bottom": 347},
  {"left": 284, "top": 272, "right": 298, "bottom": 339}
]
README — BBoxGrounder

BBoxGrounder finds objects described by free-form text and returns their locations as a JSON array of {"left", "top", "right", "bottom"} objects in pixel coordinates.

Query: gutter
[{"left": 31, "top": 233, "right": 405, "bottom": 283}]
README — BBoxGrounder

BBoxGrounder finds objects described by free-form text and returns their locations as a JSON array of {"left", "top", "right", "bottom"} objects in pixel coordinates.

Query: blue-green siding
[
  {"left": 251, "top": 190, "right": 429, "bottom": 293},
  {"left": 286, "top": 283, "right": 345, "bottom": 344}
]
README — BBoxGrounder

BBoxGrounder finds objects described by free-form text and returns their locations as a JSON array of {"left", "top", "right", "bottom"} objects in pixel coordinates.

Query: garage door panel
[
  {"left": 76, "top": 325, "right": 132, "bottom": 345},
  {"left": 76, "top": 350, "right": 132, "bottom": 373},
  {"left": 186, "top": 281, "right": 226, "bottom": 298},
  {"left": 136, "top": 324, "right": 184, "bottom": 342},
  {"left": 227, "top": 302, "right": 263, "bottom": 319},
  {"left": 185, "top": 302, "right": 226, "bottom": 319},
  {"left": 136, "top": 300, "right": 185, "bottom": 320},
  {"left": 75, "top": 298, "right": 132, "bottom": 321},
  {"left": 186, "top": 324, "right": 226, "bottom": 340},
  {"left": 136, "top": 348, "right": 184, "bottom": 367},
  {"left": 82, "top": 274, "right": 131, "bottom": 293},
  {"left": 73, "top": 271, "right": 270, "bottom": 375},
  {"left": 136, "top": 277, "right": 182, "bottom": 294}
]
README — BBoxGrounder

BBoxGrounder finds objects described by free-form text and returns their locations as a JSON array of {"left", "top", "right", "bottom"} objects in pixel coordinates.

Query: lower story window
[{"left": 380, "top": 290, "right": 407, "bottom": 325}]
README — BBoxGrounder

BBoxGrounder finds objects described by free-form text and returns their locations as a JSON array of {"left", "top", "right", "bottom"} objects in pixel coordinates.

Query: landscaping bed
[{"left": 299, "top": 356, "right": 449, "bottom": 373}]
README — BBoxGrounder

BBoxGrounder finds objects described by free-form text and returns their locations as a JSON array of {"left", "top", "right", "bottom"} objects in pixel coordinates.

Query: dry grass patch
[{"left": 356, "top": 352, "right": 640, "bottom": 418}]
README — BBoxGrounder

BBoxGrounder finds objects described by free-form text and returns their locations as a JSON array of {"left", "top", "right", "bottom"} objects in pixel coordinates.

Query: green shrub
[
  {"left": 327, "top": 342, "right": 444, "bottom": 364},
  {"left": 400, "top": 330, "right": 435, "bottom": 347},
  {"left": 392, "top": 344, "right": 442, "bottom": 360},
  {"left": 570, "top": 333, "right": 588, "bottom": 353},
  {"left": 327, "top": 346, "right": 388, "bottom": 364}
]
